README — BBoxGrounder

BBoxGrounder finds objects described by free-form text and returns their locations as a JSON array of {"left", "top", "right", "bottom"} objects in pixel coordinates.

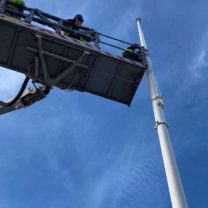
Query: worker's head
[
  {"left": 129, "top": 44, "right": 140, "bottom": 50},
  {"left": 73, "top": 14, "right": 84, "bottom": 26}
]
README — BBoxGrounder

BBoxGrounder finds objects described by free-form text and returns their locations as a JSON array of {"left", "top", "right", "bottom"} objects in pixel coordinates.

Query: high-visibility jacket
[
  {"left": 9, "top": 0, "right": 25, "bottom": 7},
  {"left": 6, "top": 0, "right": 25, "bottom": 15},
  {"left": 122, "top": 45, "right": 143, "bottom": 62},
  {"left": 63, "top": 19, "right": 92, "bottom": 42}
]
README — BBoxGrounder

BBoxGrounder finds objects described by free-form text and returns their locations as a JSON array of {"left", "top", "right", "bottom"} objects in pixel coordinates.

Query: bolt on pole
[{"left": 135, "top": 17, "right": 188, "bottom": 208}]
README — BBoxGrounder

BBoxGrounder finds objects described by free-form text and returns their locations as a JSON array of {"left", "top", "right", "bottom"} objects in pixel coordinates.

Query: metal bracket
[
  {"left": 27, "top": 35, "right": 90, "bottom": 87},
  {"left": 25, "top": 9, "right": 35, "bottom": 23},
  {"left": 55, "top": 19, "right": 64, "bottom": 34},
  {"left": 94, "top": 32, "right": 100, "bottom": 49},
  {"left": 0, "top": 0, "right": 7, "bottom": 13},
  {"left": 154, "top": 121, "right": 169, "bottom": 129},
  {"left": 140, "top": 46, "right": 148, "bottom": 68},
  {"left": 152, "top": 95, "right": 164, "bottom": 108}
]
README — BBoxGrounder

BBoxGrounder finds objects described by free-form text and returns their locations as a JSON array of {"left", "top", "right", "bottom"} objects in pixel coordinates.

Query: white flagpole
[{"left": 136, "top": 17, "right": 188, "bottom": 208}]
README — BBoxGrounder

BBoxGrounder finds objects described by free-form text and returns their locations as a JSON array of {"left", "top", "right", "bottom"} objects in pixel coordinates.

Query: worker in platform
[
  {"left": 64, "top": 14, "right": 84, "bottom": 28},
  {"left": 64, "top": 14, "right": 84, "bottom": 37},
  {"left": 122, "top": 44, "right": 143, "bottom": 62},
  {"left": 6, "top": 0, "right": 25, "bottom": 13},
  {"left": 63, "top": 14, "right": 94, "bottom": 42},
  {"left": 71, "top": 14, "right": 84, "bottom": 27}
]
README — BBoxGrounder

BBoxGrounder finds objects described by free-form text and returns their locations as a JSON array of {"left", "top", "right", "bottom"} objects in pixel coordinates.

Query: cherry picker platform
[{"left": 0, "top": 1, "right": 147, "bottom": 115}]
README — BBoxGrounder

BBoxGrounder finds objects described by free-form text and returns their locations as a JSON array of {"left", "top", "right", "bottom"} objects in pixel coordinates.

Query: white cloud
[
  {"left": 188, "top": 49, "right": 208, "bottom": 80},
  {"left": 188, "top": 31, "right": 208, "bottom": 81}
]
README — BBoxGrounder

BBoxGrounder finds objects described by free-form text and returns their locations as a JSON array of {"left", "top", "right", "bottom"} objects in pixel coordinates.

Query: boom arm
[{"left": 0, "top": 85, "right": 50, "bottom": 115}]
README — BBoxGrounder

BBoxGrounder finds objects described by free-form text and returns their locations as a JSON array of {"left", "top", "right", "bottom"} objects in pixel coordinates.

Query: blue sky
[{"left": 0, "top": 0, "right": 208, "bottom": 207}]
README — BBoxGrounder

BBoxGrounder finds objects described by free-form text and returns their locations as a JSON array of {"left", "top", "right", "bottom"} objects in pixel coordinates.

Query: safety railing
[{"left": 0, "top": 0, "right": 145, "bottom": 63}]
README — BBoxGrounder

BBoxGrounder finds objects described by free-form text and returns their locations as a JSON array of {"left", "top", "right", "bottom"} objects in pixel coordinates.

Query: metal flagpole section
[{"left": 135, "top": 17, "right": 188, "bottom": 208}]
